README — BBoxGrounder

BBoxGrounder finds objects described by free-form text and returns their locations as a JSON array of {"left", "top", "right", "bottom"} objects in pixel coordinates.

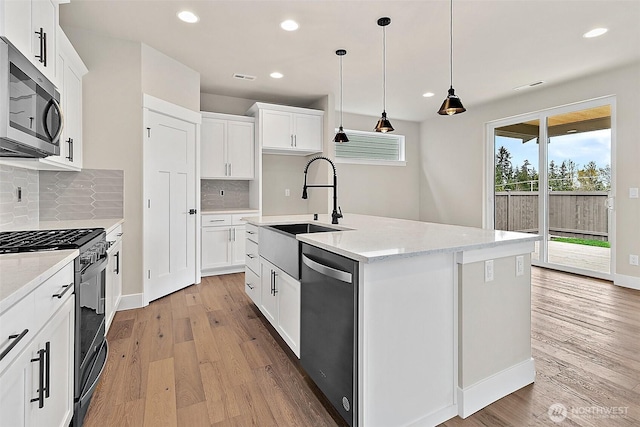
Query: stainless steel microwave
[{"left": 0, "top": 37, "right": 62, "bottom": 158}]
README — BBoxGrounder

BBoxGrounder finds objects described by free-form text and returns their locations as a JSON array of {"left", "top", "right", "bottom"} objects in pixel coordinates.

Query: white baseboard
[
  {"left": 457, "top": 358, "right": 536, "bottom": 418},
  {"left": 614, "top": 274, "right": 640, "bottom": 290},
  {"left": 117, "top": 293, "right": 145, "bottom": 310},
  {"left": 407, "top": 404, "right": 459, "bottom": 427},
  {"left": 201, "top": 265, "right": 245, "bottom": 277}
]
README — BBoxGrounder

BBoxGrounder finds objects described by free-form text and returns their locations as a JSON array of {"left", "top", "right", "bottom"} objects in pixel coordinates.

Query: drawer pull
[
  {"left": 116, "top": 233, "right": 123, "bottom": 237},
  {"left": 0, "top": 329, "right": 29, "bottom": 361},
  {"left": 247, "top": 231, "right": 256, "bottom": 235},
  {"left": 247, "top": 254, "right": 256, "bottom": 259},
  {"left": 247, "top": 283, "right": 254, "bottom": 290},
  {"left": 52, "top": 283, "right": 73, "bottom": 299},
  {"left": 209, "top": 219, "right": 226, "bottom": 222}
]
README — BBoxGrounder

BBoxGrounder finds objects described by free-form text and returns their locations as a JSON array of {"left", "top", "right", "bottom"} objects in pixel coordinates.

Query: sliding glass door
[{"left": 487, "top": 97, "right": 615, "bottom": 280}]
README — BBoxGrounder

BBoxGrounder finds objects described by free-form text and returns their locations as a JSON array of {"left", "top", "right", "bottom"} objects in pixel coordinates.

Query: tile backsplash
[
  {"left": 201, "top": 179, "right": 250, "bottom": 210},
  {"left": 39, "top": 169, "right": 124, "bottom": 221},
  {"left": 0, "top": 165, "right": 39, "bottom": 229}
]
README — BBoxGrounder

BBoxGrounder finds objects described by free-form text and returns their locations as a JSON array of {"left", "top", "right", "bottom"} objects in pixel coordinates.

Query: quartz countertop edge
[
  {"left": 245, "top": 213, "right": 542, "bottom": 263},
  {"left": 0, "top": 249, "right": 78, "bottom": 313},
  {"left": 202, "top": 209, "right": 260, "bottom": 215}
]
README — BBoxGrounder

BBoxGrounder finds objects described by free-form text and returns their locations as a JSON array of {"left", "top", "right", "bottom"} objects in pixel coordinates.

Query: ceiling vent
[{"left": 233, "top": 73, "right": 256, "bottom": 81}]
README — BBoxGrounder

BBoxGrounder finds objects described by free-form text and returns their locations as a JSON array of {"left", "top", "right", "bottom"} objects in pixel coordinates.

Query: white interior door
[{"left": 144, "top": 108, "right": 197, "bottom": 302}]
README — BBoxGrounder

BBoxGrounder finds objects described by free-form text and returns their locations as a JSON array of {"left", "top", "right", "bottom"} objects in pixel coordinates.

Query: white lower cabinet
[
  {"left": 201, "top": 214, "right": 251, "bottom": 276},
  {"left": 0, "top": 261, "right": 75, "bottom": 427},
  {"left": 259, "top": 258, "right": 301, "bottom": 357}
]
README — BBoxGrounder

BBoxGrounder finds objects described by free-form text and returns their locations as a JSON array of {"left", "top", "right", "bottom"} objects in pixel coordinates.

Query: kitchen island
[{"left": 244, "top": 213, "right": 540, "bottom": 427}]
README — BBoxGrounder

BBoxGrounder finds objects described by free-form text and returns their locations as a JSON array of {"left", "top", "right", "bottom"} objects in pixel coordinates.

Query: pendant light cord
[
  {"left": 449, "top": 0, "right": 453, "bottom": 88},
  {"left": 383, "top": 24, "right": 387, "bottom": 111},
  {"left": 340, "top": 54, "right": 344, "bottom": 126}
]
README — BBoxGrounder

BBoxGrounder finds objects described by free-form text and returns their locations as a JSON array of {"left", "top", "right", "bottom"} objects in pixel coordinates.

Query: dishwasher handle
[{"left": 302, "top": 254, "right": 352, "bottom": 283}]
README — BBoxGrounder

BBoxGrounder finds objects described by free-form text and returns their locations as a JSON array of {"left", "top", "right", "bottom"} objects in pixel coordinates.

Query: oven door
[{"left": 76, "top": 255, "right": 107, "bottom": 395}]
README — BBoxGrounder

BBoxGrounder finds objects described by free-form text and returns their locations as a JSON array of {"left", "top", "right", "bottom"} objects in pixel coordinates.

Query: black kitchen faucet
[{"left": 302, "top": 156, "right": 343, "bottom": 224}]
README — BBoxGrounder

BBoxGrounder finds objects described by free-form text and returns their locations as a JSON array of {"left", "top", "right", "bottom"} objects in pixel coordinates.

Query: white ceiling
[{"left": 59, "top": 0, "right": 640, "bottom": 122}]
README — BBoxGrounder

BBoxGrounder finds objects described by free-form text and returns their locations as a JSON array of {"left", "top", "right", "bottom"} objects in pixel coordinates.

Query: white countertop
[
  {"left": 0, "top": 249, "right": 78, "bottom": 313},
  {"left": 3, "top": 218, "right": 124, "bottom": 234},
  {"left": 244, "top": 213, "right": 541, "bottom": 263}
]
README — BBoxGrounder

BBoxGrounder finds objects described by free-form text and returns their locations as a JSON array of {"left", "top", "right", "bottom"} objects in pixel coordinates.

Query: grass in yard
[{"left": 551, "top": 237, "right": 610, "bottom": 248}]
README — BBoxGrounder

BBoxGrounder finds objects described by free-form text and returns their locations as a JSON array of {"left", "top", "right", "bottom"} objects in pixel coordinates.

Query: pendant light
[
  {"left": 334, "top": 49, "right": 349, "bottom": 143},
  {"left": 374, "top": 17, "right": 394, "bottom": 133},
  {"left": 438, "top": 0, "right": 466, "bottom": 116}
]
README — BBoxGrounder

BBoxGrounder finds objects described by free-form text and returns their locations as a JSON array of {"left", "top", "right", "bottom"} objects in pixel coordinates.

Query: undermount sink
[{"left": 269, "top": 223, "right": 340, "bottom": 236}]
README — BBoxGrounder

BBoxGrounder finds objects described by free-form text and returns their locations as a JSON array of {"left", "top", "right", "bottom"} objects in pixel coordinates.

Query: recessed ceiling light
[
  {"left": 177, "top": 11, "right": 199, "bottom": 23},
  {"left": 270, "top": 72, "right": 284, "bottom": 79},
  {"left": 280, "top": 20, "right": 299, "bottom": 31},
  {"left": 422, "top": 92, "right": 435, "bottom": 98},
  {"left": 583, "top": 28, "right": 608, "bottom": 38}
]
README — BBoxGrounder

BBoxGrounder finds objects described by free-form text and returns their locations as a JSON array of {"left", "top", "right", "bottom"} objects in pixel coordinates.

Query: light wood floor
[{"left": 84, "top": 268, "right": 640, "bottom": 427}]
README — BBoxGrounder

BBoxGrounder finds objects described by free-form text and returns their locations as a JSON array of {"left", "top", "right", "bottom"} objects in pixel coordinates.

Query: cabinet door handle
[
  {"left": 273, "top": 271, "right": 278, "bottom": 294},
  {"left": 229, "top": 163, "right": 232, "bottom": 176},
  {"left": 66, "top": 138, "right": 74, "bottom": 162},
  {"left": 35, "top": 28, "right": 44, "bottom": 64},
  {"left": 115, "top": 251, "right": 120, "bottom": 274},
  {"left": 31, "top": 348, "right": 46, "bottom": 408},
  {"left": 44, "top": 341, "right": 50, "bottom": 399},
  {"left": 0, "top": 329, "right": 29, "bottom": 361},
  {"left": 290, "top": 135, "right": 294, "bottom": 147},
  {"left": 247, "top": 282, "right": 254, "bottom": 290},
  {"left": 294, "top": 134, "right": 297, "bottom": 147},
  {"left": 43, "top": 30, "right": 47, "bottom": 66},
  {"left": 52, "top": 283, "right": 73, "bottom": 299}
]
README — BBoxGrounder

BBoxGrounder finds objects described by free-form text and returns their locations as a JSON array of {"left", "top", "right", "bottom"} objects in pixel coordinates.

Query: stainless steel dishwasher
[{"left": 300, "top": 242, "right": 358, "bottom": 427}]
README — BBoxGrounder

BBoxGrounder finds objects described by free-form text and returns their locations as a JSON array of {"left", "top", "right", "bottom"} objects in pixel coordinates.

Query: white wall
[
  {"left": 419, "top": 61, "right": 640, "bottom": 281},
  {"left": 141, "top": 44, "right": 200, "bottom": 112},
  {"left": 338, "top": 112, "right": 421, "bottom": 220},
  {"left": 65, "top": 27, "right": 200, "bottom": 296}
]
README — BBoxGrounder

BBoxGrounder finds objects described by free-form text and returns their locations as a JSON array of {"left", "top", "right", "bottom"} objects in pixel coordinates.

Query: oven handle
[{"left": 80, "top": 256, "right": 109, "bottom": 282}]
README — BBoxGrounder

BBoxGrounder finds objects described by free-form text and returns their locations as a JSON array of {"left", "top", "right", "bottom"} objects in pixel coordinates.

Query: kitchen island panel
[{"left": 359, "top": 252, "right": 457, "bottom": 427}]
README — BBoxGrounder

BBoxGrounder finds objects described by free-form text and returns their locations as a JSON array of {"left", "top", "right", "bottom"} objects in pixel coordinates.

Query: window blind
[{"left": 335, "top": 130, "right": 404, "bottom": 162}]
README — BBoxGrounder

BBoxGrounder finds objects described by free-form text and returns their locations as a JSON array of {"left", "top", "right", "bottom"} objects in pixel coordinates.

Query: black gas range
[
  {"left": 0, "top": 227, "right": 109, "bottom": 427},
  {"left": 0, "top": 228, "right": 105, "bottom": 254}
]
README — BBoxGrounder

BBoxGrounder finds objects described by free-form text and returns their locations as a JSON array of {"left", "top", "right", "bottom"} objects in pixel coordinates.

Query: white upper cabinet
[
  {"left": 201, "top": 112, "right": 255, "bottom": 179},
  {"left": 1, "top": 0, "right": 57, "bottom": 83},
  {"left": 49, "top": 28, "right": 87, "bottom": 170},
  {"left": 247, "top": 102, "right": 324, "bottom": 155}
]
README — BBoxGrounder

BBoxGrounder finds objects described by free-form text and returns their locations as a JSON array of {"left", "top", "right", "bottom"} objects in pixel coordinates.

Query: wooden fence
[{"left": 495, "top": 191, "right": 609, "bottom": 241}]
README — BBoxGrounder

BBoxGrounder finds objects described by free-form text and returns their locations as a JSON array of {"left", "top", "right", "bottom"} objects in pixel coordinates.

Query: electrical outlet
[
  {"left": 285, "top": 188, "right": 290, "bottom": 197},
  {"left": 630, "top": 254, "right": 639, "bottom": 266},
  {"left": 516, "top": 255, "right": 524, "bottom": 276},
  {"left": 630, "top": 188, "right": 639, "bottom": 199},
  {"left": 485, "top": 260, "right": 494, "bottom": 282}
]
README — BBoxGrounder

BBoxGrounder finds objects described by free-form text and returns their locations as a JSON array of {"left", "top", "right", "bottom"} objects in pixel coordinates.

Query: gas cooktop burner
[{"left": 0, "top": 228, "right": 105, "bottom": 254}]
